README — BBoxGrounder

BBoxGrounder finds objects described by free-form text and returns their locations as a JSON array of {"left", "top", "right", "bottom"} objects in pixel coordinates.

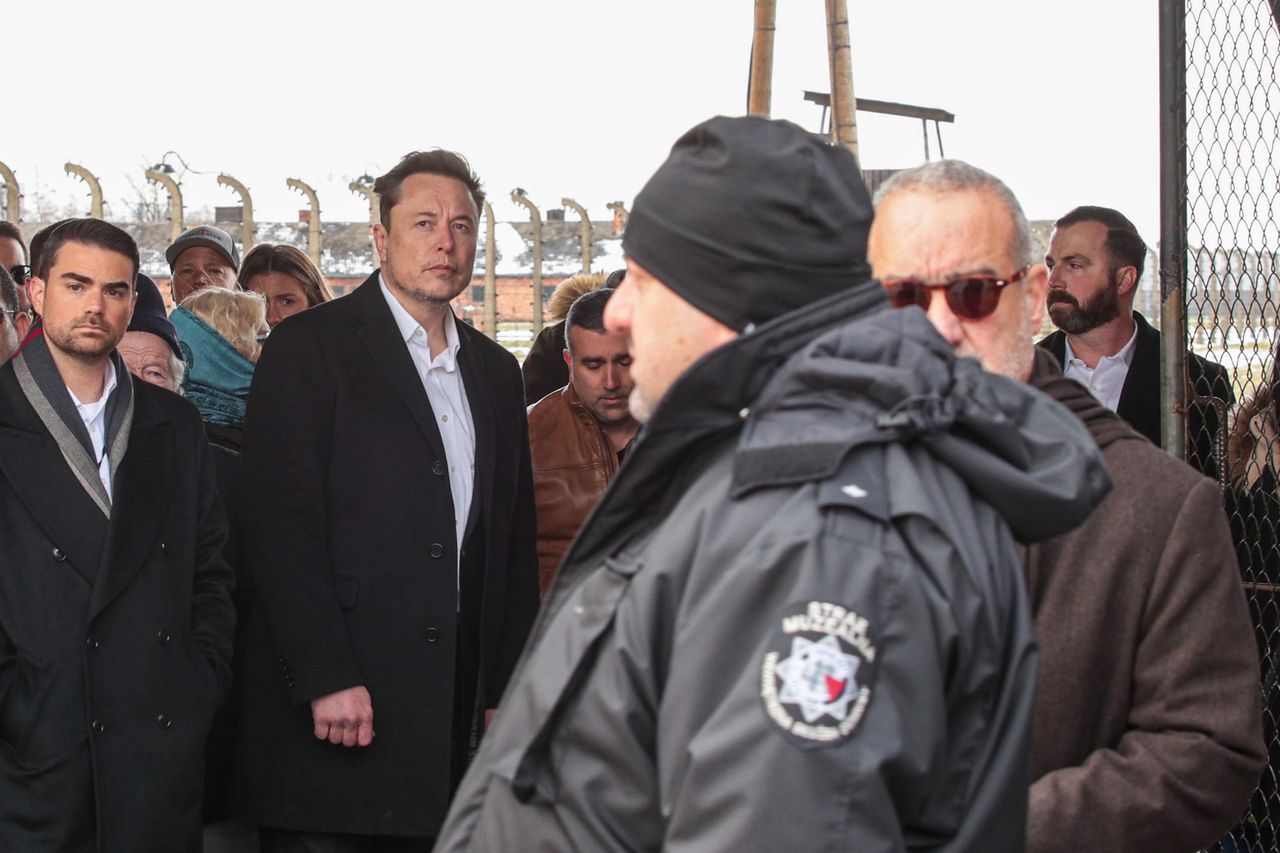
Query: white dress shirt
[
  {"left": 68, "top": 361, "right": 118, "bottom": 496},
  {"left": 380, "top": 276, "right": 476, "bottom": 589},
  {"left": 1063, "top": 322, "right": 1140, "bottom": 412}
]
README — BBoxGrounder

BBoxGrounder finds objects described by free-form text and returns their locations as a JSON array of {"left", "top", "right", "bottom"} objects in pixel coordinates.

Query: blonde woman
[
  {"left": 172, "top": 286, "right": 268, "bottom": 450},
  {"left": 239, "top": 242, "right": 334, "bottom": 329}
]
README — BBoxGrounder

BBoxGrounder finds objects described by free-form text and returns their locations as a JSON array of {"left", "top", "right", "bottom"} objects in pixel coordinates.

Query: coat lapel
[
  {"left": 88, "top": 397, "right": 173, "bottom": 622},
  {"left": 1115, "top": 312, "right": 1161, "bottom": 446},
  {"left": 0, "top": 367, "right": 106, "bottom": 585},
  {"left": 349, "top": 275, "right": 450, "bottom": 467},
  {"left": 458, "top": 322, "right": 497, "bottom": 543}
]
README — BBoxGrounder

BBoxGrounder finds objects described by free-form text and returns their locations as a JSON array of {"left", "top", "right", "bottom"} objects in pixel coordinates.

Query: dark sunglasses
[
  {"left": 9, "top": 265, "right": 31, "bottom": 285},
  {"left": 884, "top": 267, "right": 1028, "bottom": 320}
]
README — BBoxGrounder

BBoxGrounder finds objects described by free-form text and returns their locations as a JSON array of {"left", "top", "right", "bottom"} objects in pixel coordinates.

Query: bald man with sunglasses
[{"left": 868, "top": 159, "right": 1264, "bottom": 853}]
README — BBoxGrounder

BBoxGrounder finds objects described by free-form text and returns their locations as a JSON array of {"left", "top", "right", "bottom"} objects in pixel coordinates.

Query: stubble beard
[{"left": 48, "top": 318, "right": 119, "bottom": 362}]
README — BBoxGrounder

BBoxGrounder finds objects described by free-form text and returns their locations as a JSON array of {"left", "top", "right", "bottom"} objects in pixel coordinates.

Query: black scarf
[{"left": 12, "top": 332, "right": 134, "bottom": 516}]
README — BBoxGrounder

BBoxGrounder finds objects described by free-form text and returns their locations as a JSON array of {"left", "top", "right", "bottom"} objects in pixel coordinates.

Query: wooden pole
[
  {"left": 825, "top": 0, "right": 860, "bottom": 159},
  {"left": 748, "top": 0, "right": 777, "bottom": 116}
]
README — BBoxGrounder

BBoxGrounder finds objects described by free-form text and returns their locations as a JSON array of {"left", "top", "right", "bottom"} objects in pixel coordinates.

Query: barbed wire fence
[{"left": 1174, "top": 0, "right": 1280, "bottom": 848}]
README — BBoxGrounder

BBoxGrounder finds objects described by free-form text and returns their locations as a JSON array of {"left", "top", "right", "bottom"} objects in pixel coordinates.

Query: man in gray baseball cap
[{"left": 166, "top": 225, "right": 240, "bottom": 304}]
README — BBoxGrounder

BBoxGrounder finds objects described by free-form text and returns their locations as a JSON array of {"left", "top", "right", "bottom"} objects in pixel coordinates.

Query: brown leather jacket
[{"left": 528, "top": 384, "right": 621, "bottom": 596}]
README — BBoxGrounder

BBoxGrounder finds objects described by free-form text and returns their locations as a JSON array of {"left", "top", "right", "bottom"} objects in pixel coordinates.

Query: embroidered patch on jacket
[{"left": 760, "top": 600, "right": 877, "bottom": 747}]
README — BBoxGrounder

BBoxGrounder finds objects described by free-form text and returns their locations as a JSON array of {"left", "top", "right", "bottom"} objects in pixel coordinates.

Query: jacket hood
[{"left": 734, "top": 306, "right": 1111, "bottom": 542}]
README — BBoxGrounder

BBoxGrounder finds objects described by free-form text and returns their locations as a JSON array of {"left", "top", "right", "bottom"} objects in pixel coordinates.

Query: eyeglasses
[
  {"left": 1, "top": 308, "right": 31, "bottom": 325},
  {"left": 883, "top": 267, "right": 1028, "bottom": 320},
  {"left": 9, "top": 265, "right": 31, "bottom": 285}
]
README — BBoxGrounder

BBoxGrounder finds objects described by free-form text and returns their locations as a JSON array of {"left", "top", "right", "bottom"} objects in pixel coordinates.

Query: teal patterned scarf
[{"left": 171, "top": 307, "right": 254, "bottom": 429}]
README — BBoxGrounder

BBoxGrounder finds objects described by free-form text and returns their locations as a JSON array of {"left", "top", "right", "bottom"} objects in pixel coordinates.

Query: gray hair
[
  {"left": 874, "top": 159, "right": 1033, "bottom": 267},
  {"left": 170, "top": 353, "right": 186, "bottom": 393}
]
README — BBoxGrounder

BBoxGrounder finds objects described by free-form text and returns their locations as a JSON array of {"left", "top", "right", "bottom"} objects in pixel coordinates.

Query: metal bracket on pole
[
  {"left": 65, "top": 163, "right": 104, "bottom": 219},
  {"left": 0, "top": 162, "right": 20, "bottom": 223},
  {"left": 510, "top": 191, "right": 544, "bottom": 333},
  {"left": 146, "top": 168, "right": 184, "bottom": 243},
  {"left": 287, "top": 178, "right": 323, "bottom": 269},
  {"left": 561, "top": 197, "right": 592, "bottom": 273},
  {"left": 349, "top": 181, "right": 380, "bottom": 265},
  {"left": 606, "top": 201, "right": 629, "bottom": 232},
  {"left": 217, "top": 174, "right": 255, "bottom": 255}
]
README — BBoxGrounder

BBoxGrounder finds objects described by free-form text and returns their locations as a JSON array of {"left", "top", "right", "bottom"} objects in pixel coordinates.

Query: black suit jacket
[
  {"left": 234, "top": 272, "right": 539, "bottom": 837},
  {"left": 1038, "top": 311, "right": 1235, "bottom": 478},
  {"left": 0, "top": 361, "right": 234, "bottom": 852}
]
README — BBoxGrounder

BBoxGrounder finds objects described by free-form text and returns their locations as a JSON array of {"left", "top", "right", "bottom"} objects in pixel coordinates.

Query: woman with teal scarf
[
  {"left": 171, "top": 287, "right": 268, "bottom": 451},
  {"left": 172, "top": 285, "right": 268, "bottom": 844}
]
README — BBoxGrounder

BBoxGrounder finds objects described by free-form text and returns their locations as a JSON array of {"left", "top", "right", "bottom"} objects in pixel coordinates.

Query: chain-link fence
[{"left": 1178, "top": 0, "right": 1280, "bottom": 848}]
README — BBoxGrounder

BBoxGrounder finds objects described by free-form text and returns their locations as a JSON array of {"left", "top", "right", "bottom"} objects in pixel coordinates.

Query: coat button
[
  {"left": 432, "top": 460, "right": 445, "bottom": 476},
  {"left": 159, "top": 542, "right": 167, "bottom": 554},
  {"left": 430, "top": 543, "right": 444, "bottom": 559},
  {"left": 91, "top": 720, "right": 105, "bottom": 735},
  {"left": 156, "top": 713, "right": 172, "bottom": 729},
  {"left": 425, "top": 627, "right": 440, "bottom": 643},
  {"left": 156, "top": 629, "right": 171, "bottom": 644},
  {"left": 52, "top": 547, "right": 66, "bottom": 562},
  {"left": 85, "top": 636, "right": 99, "bottom": 650}
]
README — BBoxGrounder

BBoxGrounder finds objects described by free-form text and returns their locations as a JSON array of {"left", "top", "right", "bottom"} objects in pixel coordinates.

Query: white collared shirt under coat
[
  {"left": 1062, "top": 321, "right": 1140, "bottom": 412},
  {"left": 380, "top": 275, "right": 475, "bottom": 590},
  {"left": 68, "top": 360, "right": 118, "bottom": 496}
]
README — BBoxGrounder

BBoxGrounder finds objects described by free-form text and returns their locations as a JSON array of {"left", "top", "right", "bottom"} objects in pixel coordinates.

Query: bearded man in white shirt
[{"left": 1038, "top": 205, "right": 1234, "bottom": 477}]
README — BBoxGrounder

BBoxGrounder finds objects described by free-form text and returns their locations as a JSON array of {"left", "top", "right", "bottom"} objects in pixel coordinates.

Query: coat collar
[
  {"left": 348, "top": 272, "right": 450, "bottom": 467},
  {"left": 0, "top": 362, "right": 107, "bottom": 585},
  {"left": 1114, "top": 311, "right": 1161, "bottom": 445},
  {"left": 0, "top": 363, "right": 174, "bottom": 606},
  {"left": 89, "top": 382, "right": 175, "bottom": 621}
]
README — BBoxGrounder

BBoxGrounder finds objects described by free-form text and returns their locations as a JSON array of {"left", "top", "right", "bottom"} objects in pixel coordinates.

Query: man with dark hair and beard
[{"left": 1039, "top": 205, "right": 1233, "bottom": 477}]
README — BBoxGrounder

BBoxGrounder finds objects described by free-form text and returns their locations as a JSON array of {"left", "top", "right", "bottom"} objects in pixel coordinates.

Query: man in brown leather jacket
[{"left": 527, "top": 287, "right": 638, "bottom": 595}]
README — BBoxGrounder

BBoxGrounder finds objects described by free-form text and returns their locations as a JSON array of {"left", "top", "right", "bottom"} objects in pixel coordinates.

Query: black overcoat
[
  {"left": 233, "top": 272, "right": 539, "bottom": 837},
  {"left": 1038, "top": 310, "right": 1235, "bottom": 477},
  {"left": 0, "top": 361, "right": 236, "bottom": 852}
]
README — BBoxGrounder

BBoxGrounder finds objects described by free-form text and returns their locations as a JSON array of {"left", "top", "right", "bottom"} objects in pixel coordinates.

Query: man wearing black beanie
[{"left": 435, "top": 116, "right": 1111, "bottom": 852}]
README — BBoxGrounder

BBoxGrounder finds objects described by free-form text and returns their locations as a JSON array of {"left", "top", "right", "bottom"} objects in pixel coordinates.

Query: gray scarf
[{"left": 13, "top": 333, "right": 134, "bottom": 517}]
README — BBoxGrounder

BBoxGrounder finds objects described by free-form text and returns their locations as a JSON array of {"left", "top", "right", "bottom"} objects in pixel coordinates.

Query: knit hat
[
  {"left": 127, "top": 273, "right": 181, "bottom": 358},
  {"left": 165, "top": 225, "right": 240, "bottom": 270},
  {"left": 622, "top": 115, "right": 874, "bottom": 332}
]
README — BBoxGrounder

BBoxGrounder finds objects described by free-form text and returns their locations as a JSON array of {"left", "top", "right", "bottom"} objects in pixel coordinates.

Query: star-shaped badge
[{"left": 775, "top": 634, "right": 860, "bottom": 724}]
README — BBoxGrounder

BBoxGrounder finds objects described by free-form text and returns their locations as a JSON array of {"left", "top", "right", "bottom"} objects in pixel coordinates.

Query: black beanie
[
  {"left": 622, "top": 115, "right": 874, "bottom": 332},
  {"left": 127, "top": 273, "right": 182, "bottom": 359}
]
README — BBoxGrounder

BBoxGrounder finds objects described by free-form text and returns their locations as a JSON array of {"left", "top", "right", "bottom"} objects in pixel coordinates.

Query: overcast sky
[{"left": 6, "top": 1, "right": 1162, "bottom": 241}]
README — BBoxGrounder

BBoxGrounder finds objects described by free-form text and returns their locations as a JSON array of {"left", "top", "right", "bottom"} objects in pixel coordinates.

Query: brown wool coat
[{"left": 1024, "top": 349, "right": 1265, "bottom": 852}]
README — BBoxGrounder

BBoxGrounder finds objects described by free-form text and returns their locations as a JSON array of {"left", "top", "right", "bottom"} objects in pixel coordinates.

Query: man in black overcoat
[
  {"left": 0, "top": 218, "right": 235, "bottom": 851},
  {"left": 234, "top": 150, "right": 539, "bottom": 851}
]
